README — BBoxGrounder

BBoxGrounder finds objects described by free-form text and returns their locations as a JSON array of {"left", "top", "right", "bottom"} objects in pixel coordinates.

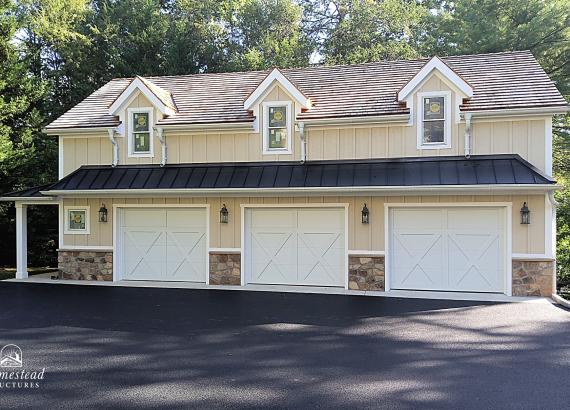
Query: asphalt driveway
[{"left": 0, "top": 282, "right": 568, "bottom": 409}]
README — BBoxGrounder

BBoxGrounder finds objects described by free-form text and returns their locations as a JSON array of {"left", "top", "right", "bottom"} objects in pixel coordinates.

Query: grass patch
[{"left": 0, "top": 267, "right": 58, "bottom": 281}]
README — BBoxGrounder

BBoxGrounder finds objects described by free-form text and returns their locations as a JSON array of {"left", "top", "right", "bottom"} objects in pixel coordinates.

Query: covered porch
[{"left": 0, "top": 184, "right": 59, "bottom": 279}]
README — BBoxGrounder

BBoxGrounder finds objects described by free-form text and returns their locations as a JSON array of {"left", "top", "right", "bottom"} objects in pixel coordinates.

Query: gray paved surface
[{"left": 0, "top": 282, "right": 568, "bottom": 409}]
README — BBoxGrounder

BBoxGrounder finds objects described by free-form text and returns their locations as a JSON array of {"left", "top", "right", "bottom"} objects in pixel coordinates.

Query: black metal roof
[
  {"left": 41, "top": 155, "right": 553, "bottom": 193},
  {"left": 1, "top": 184, "right": 54, "bottom": 198}
]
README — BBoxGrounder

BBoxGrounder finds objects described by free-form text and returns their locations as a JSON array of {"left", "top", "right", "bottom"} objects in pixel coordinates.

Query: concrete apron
[{"left": 6, "top": 275, "right": 552, "bottom": 304}]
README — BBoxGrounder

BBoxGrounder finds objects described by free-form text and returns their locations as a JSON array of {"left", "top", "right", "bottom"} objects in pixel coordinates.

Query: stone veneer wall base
[
  {"left": 512, "top": 260, "right": 555, "bottom": 297},
  {"left": 58, "top": 250, "right": 113, "bottom": 281},
  {"left": 348, "top": 256, "right": 385, "bottom": 291},
  {"left": 209, "top": 253, "right": 241, "bottom": 285}
]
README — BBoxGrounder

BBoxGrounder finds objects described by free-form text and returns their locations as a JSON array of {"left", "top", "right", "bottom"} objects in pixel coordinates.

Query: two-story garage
[{"left": 2, "top": 50, "right": 568, "bottom": 298}]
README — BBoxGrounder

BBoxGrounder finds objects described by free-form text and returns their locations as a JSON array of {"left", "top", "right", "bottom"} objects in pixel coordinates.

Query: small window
[
  {"left": 423, "top": 96, "right": 445, "bottom": 143},
  {"left": 65, "top": 207, "right": 90, "bottom": 235},
  {"left": 263, "top": 102, "right": 291, "bottom": 154},
  {"left": 133, "top": 112, "right": 150, "bottom": 153},
  {"left": 418, "top": 92, "right": 450, "bottom": 149},
  {"left": 268, "top": 106, "right": 287, "bottom": 149},
  {"left": 128, "top": 108, "right": 153, "bottom": 157}
]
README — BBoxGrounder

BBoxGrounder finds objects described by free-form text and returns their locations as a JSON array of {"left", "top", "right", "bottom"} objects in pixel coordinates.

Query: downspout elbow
[
  {"left": 548, "top": 191, "right": 558, "bottom": 208},
  {"left": 464, "top": 113, "right": 472, "bottom": 158},
  {"left": 107, "top": 128, "right": 119, "bottom": 167},
  {"left": 155, "top": 127, "right": 167, "bottom": 167}
]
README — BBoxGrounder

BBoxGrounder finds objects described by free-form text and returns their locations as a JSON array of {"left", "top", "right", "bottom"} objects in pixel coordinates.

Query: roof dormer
[
  {"left": 398, "top": 56, "right": 473, "bottom": 102},
  {"left": 244, "top": 68, "right": 311, "bottom": 111},
  {"left": 108, "top": 76, "right": 177, "bottom": 117},
  {"left": 398, "top": 57, "right": 474, "bottom": 127}
]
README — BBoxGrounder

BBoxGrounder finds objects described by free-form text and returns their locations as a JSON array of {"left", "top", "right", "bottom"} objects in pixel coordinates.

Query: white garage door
[
  {"left": 389, "top": 207, "right": 507, "bottom": 293},
  {"left": 119, "top": 207, "right": 207, "bottom": 282},
  {"left": 245, "top": 207, "right": 346, "bottom": 287}
]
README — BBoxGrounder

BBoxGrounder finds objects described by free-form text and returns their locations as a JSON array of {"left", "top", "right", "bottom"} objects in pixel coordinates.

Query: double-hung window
[
  {"left": 263, "top": 102, "right": 292, "bottom": 154},
  {"left": 418, "top": 91, "right": 451, "bottom": 149},
  {"left": 128, "top": 108, "right": 153, "bottom": 157}
]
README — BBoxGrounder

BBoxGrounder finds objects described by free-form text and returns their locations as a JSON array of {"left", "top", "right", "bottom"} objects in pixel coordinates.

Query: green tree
[
  {"left": 0, "top": 0, "right": 58, "bottom": 266},
  {"left": 426, "top": 0, "right": 570, "bottom": 94},
  {"left": 226, "top": 0, "right": 312, "bottom": 70},
  {"left": 302, "top": 0, "right": 428, "bottom": 64}
]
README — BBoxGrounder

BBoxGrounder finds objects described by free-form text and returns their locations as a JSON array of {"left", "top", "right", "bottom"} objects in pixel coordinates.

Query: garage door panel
[
  {"left": 251, "top": 232, "right": 297, "bottom": 284},
  {"left": 246, "top": 207, "right": 346, "bottom": 287},
  {"left": 123, "top": 209, "right": 165, "bottom": 227},
  {"left": 120, "top": 208, "right": 207, "bottom": 282},
  {"left": 392, "top": 209, "right": 444, "bottom": 230},
  {"left": 165, "top": 231, "right": 207, "bottom": 281},
  {"left": 298, "top": 232, "right": 344, "bottom": 283},
  {"left": 167, "top": 208, "right": 207, "bottom": 228},
  {"left": 391, "top": 232, "right": 445, "bottom": 289},
  {"left": 123, "top": 230, "right": 166, "bottom": 279},
  {"left": 448, "top": 232, "right": 503, "bottom": 291},
  {"left": 390, "top": 207, "right": 506, "bottom": 293}
]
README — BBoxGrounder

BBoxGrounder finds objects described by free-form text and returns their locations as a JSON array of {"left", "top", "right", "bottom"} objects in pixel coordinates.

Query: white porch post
[{"left": 15, "top": 203, "right": 28, "bottom": 279}]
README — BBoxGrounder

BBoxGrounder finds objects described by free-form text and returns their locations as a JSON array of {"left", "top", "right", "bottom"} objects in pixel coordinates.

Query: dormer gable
[
  {"left": 398, "top": 56, "right": 473, "bottom": 102},
  {"left": 244, "top": 68, "right": 311, "bottom": 111},
  {"left": 108, "top": 76, "right": 177, "bottom": 117}
]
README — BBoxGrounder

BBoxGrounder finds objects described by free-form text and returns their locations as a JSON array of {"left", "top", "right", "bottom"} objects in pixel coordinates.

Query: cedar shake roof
[
  {"left": 45, "top": 50, "right": 568, "bottom": 130},
  {"left": 43, "top": 155, "right": 554, "bottom": 192},
  {"left": 135, "top": 76, "right": 177, "bottom": 112}
]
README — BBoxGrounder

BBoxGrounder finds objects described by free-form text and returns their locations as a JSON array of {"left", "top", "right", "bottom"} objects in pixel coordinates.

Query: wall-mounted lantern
[
  {"left": 98, "top": 203, "right": 108, "bottom": 223},
  {"left": 520, "top": 202, "right": 530, "bottom": 225},
  {"left": 361, "top": 203, "right": 369, "bottom": 224},
  {"left": 220, "top": 204, "right": 229, "bottom": 224}
]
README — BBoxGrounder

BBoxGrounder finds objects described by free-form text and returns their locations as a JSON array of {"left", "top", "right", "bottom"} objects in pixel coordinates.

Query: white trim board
[
  {"left": 348, "top": 250, "right": 385, "bottom": 256},
  {"left": 398, "top": 56, "right": 473, "bottom": 101},
  {"left": 58, "top": 246, "right": 114, "bottom": 252},
  {"left": 43, "top": 183, "right": 559, "bottom": 198},
  {"left": 109, "top": 77, "right": 176, "bottom": 116},
  {"left": 512, "top": 253, "right": 555, "bottom": 261},
  {"left": 208, "top": 248, "right": 241, "bottom": 254},
  {"left": 244, "top": 68, "right": 310, "bottom": 110}
]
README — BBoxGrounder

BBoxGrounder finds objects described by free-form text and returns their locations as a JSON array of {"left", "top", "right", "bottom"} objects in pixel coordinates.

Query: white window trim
[
  {"left": 64, "top": 206, "right": 90, "bottom": 235},
  {"left": 262, "top": 101, "right": 292, "bottom": 155},
  {"left": 127, "top": 107, "right": 154, "bottom": 158},
  {"left": 417, "top": 91, "right": 452, "bottom": 150}
]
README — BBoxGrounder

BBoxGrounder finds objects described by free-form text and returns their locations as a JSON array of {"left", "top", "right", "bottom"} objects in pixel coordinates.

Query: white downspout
[
  {"left": 298, "top": 122, "right": 306, "bottom": 163},
  {"left": 155, "top": 126, "right": 167, "bottom": 167},
  {"left": 464, "top": 113, "right": 472, "bottom": 158},
  {"left": 107, "top": 128, "right": 119, "bottom": 167}
]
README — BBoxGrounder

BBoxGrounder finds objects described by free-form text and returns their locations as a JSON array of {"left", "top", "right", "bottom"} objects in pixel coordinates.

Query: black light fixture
[
  {"left": 98, "top": 203, "right": 108, "bottom": 223},
  {"left": 220, "top": 204, "right": 229, "bottom": 224},
  {"left": 361, "top": 203, "right": 369, "bottom": 224},
  {"left": 520, "top": 202, "right": 530, "bottom": 225}
]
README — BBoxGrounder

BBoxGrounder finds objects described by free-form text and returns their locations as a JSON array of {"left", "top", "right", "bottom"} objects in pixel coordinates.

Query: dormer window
[
  {"left": 417, "top": 91, "right": 451, "bottom": 149},
  {"left": 128, "top": 108, "right": 153, "bottom": 157},
  {"left": 263, "top": 101, "right": 292, "bottom": 154}
]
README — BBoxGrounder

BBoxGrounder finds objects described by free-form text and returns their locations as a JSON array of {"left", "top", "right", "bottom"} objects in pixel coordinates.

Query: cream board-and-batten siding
[{"left": 60, "top": 194, "right": 548, "bottom": 255}]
